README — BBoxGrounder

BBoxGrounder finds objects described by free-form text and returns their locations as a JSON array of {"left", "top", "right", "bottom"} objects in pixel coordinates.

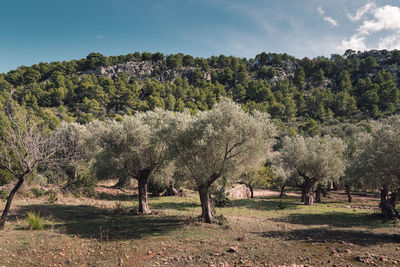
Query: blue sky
[{"left": 1, "top": 0, "right": 400, "bottom": 73}]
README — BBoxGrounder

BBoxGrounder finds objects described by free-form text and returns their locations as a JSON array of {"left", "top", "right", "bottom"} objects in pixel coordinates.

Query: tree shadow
[
  {"left": 257, "top": 228, "right": 400, "bottom": 246},
  {"left": 274, "top": 212, "right": 396, "bottom": 228},
  {"left": 94, "top": 185, "right": 137, "bottom": 201},
  {"left": 230, "top": 198, "right": 300, "bottom": 211},
  {"left": 12, "top": 204, "right": 190, "bottom": 241},
  {"left": 151, "top": 201, "right": 199, "bottom": 211},
  {"left": 95, "top": 192, "right": 136, "bottom": 201}
]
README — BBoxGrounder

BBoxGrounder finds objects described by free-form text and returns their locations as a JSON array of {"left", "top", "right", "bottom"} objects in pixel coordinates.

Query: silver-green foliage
[
  {"left": 171, "top": 98, "right": 277, "bottom": 222},
  {"left": 95, "top": 108, "right": 189, "bottom": 213},
  {"left": 280, "top": 135, "right": 346, "bottom": 204},
  {"left": 281, "top": 135, "right": 346, "bottom": 182},
  {"left": 173, "top": 99, "right": 276, "bottom": 186},
  {"left": 347, "top": 116, "right": 400, "bottom": 191}
]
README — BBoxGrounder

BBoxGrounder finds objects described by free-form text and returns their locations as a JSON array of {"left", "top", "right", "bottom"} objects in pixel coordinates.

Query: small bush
[
  {"left": 213, "top": 190, "right": 232, "bottom": 207},
  {"left": 148, "top": 178, "right": 168, "bottom": 196},
  {"left": 26, "top": 212, "right": 44, "bottom": 230},
  {"left": 0, "top": 189, "right": 7, "bottom": 200},
  {"left": 65, "top": 172, "right": 97, "bottom": 197},
  {"left": 46, "top": 190, "right": 58, "bottom": 203},
  {"left": 27, "top": 173, "right": 48, "bottom": 186},
  {"left": 215, "top": 214, "right": 229, "bottom": 226},
  {"left": 30, "top": 188, "right": 45, "bottom": 198}
]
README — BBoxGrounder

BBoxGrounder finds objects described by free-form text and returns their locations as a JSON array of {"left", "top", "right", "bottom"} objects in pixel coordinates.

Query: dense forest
[{"left": 1, "top": 49, "right": 400, "bottom": 129}]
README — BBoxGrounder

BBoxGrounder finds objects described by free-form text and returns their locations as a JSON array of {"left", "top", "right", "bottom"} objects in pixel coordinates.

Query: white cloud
[
  {"left": 340, "top": 34, "right": 367, "bottom": 51},
  {"left": 378, "top": 31, "right": 400, "bottom": 50},
  {"left": 323, "top": 16, "right": 338, "bottom": 27},
  {"left": 318, "top": 6, "right": 325, "bottom": 15},
  {"left": 340, "top": 4, "right": 400, "bottom": 51},
  {"left": 96, "top": 34, "right": 106, "bottom": 39},
  {"left": 358, "top": 5, "right": 400, "bottom": 34},
  {"left": 347, "top": 2, "right": 376, "bottom": 22},
  {"left": 317, "top": 6, "right": 337, "bottom": 27}
]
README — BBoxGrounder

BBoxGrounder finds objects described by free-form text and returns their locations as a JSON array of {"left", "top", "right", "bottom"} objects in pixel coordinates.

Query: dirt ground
[{"left": 0, "top": 185, "right": 399, "bottom": 267}]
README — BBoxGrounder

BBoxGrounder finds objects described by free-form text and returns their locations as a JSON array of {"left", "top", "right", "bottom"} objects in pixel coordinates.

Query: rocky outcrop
[
  {"left": 82, "top": 60, "right": 212, "bottom": 83},
  {"left": 268, "top": 60, "right": 298, "bottom": 85}
]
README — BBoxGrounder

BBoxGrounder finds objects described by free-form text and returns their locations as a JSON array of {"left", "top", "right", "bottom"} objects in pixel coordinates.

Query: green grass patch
[{"left": 26, "top": 212, "right": 44, "bottom": 230}]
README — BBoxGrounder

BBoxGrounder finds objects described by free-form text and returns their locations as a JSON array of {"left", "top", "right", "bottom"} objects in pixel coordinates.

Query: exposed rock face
[
  {"left": 83, "top": 60, "right": 212, "bottom": 83},
  {"left": 94, "top": 61, "right": 161, "bottom": 79},
  {"left": 79, "top": 49, "right": 400, "bottom": 87},
  {"left": 228, "top": 184, "right": 251, "bottom": 199},
  {"left": 269, "top": 60, "right": 298, "bottom": 85}
]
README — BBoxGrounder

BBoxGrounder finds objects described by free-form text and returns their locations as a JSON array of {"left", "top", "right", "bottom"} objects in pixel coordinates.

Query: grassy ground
[{"left": 0, "top": 187, "right": 399, "bottom": 267}]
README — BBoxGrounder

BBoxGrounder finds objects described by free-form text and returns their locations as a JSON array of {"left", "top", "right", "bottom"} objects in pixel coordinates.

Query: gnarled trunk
[
  {"left": 327, "top": 181, "right": 332, "bottom": 191},
  {"left": 346, "top": 185, "right": 352, "bottom": 203},
  {"left": 379, "top": 188, "right": 398, "bottom": 219},
  {"left": 247, "top": 184, "right": 254, "bottom": 199},
  {"left": 322, "top": 187, "right": 327, "bottom": 197},
  {"left": 301, "top": 183, "right": 306, "bottom": 203},
  {"left": 301, "top": 177, "right": 315, "bottom": 205},
  {"left": 333, "top": 182, "right": 339, "bottom": 191},
  {"left": 315, "top": 185, "right": 322, "bottom": 203},
  {"left": 166, "top": 180, "right": 178, "bottom": 196},
  {"left": 138, "top": 169, "right": 151, "bottom": 214},
  {"left": 0, "top": 176, "right": 25, "bottom": 230},
  {"left": 279, "top": 184, "right": 286, "bottom": 198},
  {"left": 198, "top": 185, "right": 214, "bottom": 223}
]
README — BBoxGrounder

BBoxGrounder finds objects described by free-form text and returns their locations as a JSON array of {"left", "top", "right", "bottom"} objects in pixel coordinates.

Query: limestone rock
[{"left": 228, "top": 184, "right": 251, "bottom": 199}]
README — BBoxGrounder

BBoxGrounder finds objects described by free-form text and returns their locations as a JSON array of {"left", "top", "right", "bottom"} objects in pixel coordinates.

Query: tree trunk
[
  {"left": 198, "top": 185, "right": 214, "bottom": 223},
  {"left": 333, "top": 182, "right": 339, "bottom": 191},
  {"left": 322, "top": 186, "right": 327, "bottom": 197},
  {"left": 248, "top": 184, "right": 254, "bottom": 199},
  {"left": 327, "top": 181, "right": 332, "bottom": 191},
  {"left": 379, "top": 188, "right": 398, "bottom": 219},
  {"left": 301, "top": 183, "right": 306, "bottom": 203},
  {"left": 138, "top": 169, "right": 151, "bottom": 214},
  {"left": 279, "top": 184, "right": 286, "bottom": 198},
  {"left": 390, "top": 191, "right": 398, "bottom": 208},
  {"left": 166, "top": 180, "right": 178, "bottom": 196},
  {"left": 301, "top": 178, "right": 315, "bottom": 205},
  {"left": 346, "top": 185, "right": 352, "bottom": 203},
  {"left": 0, "top": 177, "right": 25, "bottom": 230},
  {"left": 315, "top": 185, "right": 322, "bottom": 203}
]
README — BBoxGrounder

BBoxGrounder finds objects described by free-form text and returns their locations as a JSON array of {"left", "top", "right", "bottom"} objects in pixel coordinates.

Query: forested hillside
[{"left": 1, "top": 49, "right": 400, "bottom": 127}]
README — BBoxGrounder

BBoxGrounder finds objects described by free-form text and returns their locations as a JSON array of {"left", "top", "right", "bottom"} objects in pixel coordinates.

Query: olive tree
[
  {"left": 171, "top": 99, "right": 277, "bottom": 223},
  {"left": 97, "top": 109, "right": 184, "bottom": 214},
  {"left": 0, "top": 103, "right": 80, "bottom": 229},
  {"left": 280, "top": 135, "right": 346, "bottom": 205},
  {"left": 238, "top": 164, "right": 277, "bottom": 198},
  {"left": 347, "top": 116, "right": 400, "bottom": 218}
]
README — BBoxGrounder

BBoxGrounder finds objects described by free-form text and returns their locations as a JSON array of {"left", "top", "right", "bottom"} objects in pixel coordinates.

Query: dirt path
[{"left": 253, "top": 189, "right": 300, "bottom": 198}]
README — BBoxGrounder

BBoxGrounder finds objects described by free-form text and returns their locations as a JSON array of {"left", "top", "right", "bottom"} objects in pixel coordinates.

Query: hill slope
[{"left": 1, "top": 49, "right": 400, "bottom": 126}]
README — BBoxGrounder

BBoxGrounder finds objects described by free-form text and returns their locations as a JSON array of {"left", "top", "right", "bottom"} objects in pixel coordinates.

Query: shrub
[
  {"left": 27, "top": 173, "right": 48, "bottom": 186},
  {"left": 26, "top": 212, "right": 44, "bottom": 230},
  {"left": 0, "top": 189, "right": 7, "bottom": 200},
  {"left": 46, "top": 190, "right": 58, "bottom": 203},
  {"left": 148, "top": 178, "right": 168, "bottom": 196},
  {"left": 65, "top": 172, "right": 97, "bottom": 197},
  {"left": 213, "top": 190, "right": 232, "bottom": 207},
  {"left": 30, "top": 188, "right": 45, "bottom": 198}
]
